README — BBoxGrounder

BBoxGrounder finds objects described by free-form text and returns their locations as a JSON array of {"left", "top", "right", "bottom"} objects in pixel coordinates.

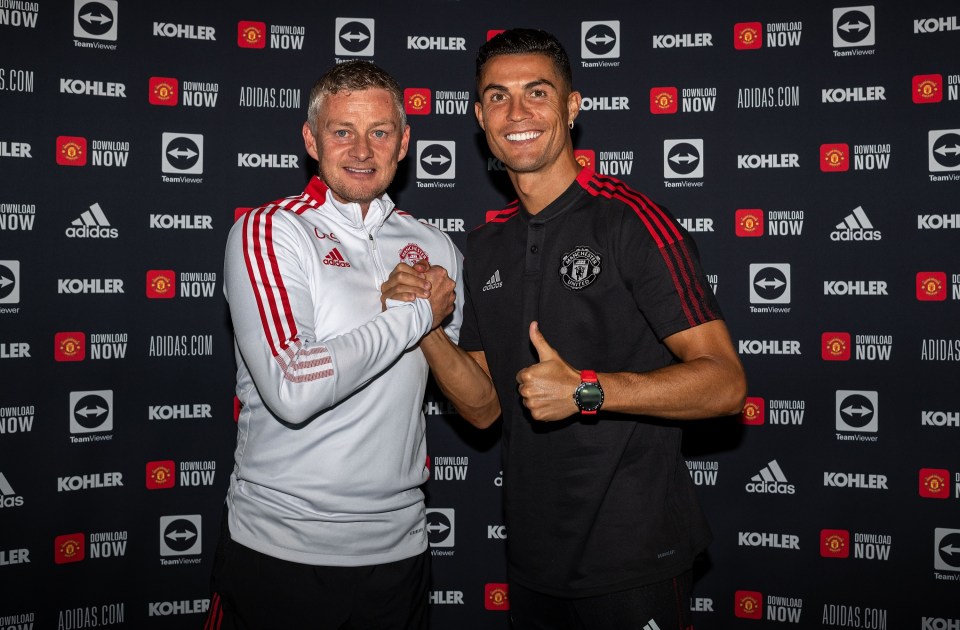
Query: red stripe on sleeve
[
  {"left": 243, "top": 207, "right": 299, "bottom": 357},
  {"left": 262, "top": 212, "right": 298, "bottom": 347},
  {"left": 581, "top": 174, "right": 714, "bottom": 326},
  {"left": 241, "top": 209, "right": 278, "bottom": 357}
]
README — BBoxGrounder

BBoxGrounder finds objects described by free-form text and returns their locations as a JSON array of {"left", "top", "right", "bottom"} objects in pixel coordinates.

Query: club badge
[
  {"left": 559, "top": 246, "right": 601, "bottom": 290},
  {"left": 399, "top": 243, "right": 429, "bottom": 266}
]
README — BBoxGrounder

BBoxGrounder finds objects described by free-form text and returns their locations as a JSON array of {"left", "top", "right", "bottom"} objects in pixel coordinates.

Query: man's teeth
[
  {"left": 346, "top": 167, "right": 374, "bottom": 173},
  {"left": 506, "top": 131, "right": 541, "bottom": 141}
]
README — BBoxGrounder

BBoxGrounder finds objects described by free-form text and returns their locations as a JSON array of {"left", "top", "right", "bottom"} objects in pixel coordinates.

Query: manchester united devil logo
[{"left": 559, "top": 246, "right": 601, "bottom": 290}]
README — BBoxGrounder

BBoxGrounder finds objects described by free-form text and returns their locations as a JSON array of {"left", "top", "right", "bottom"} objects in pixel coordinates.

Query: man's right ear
[
  {"left": 474, "top": 102, "right": 485, "bottom": 130},
  {"left": 302, "top": 122, "right": 319, "bottom": 161}
]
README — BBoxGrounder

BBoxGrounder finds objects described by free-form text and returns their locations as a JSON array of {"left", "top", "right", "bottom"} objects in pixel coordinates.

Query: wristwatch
[{"left": 573, "top": 370, "right": 604, "bottom": 415}]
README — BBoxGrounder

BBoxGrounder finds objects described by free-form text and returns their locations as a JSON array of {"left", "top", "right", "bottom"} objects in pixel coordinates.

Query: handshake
[{"left": 380, "top": 261, "right": 456, "bottom": 331}]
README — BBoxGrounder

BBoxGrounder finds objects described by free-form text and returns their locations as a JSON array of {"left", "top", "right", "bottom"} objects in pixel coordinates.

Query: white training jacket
[{"left": 223, "top": 176, "right": 463, "bottom": 566}]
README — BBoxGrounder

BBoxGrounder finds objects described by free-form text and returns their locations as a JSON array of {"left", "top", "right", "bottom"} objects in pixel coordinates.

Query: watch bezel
[{"left": 574, "top": 381, "right": 604, "bottom": 413}]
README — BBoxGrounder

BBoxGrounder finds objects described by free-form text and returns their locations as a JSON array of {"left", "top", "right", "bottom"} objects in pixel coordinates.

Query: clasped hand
[{"left": 379, "top": 261, "right": 455, "bottom": 330}]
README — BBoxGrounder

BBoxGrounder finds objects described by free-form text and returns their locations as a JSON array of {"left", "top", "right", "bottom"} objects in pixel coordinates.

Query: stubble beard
[{"left": 319, "top": 167, "right": 388, "bottom": 206}]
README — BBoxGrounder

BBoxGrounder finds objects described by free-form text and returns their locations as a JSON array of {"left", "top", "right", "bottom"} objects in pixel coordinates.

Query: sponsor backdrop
[{"left": 0, "top": 0, "right": 958, "bottom": 628}]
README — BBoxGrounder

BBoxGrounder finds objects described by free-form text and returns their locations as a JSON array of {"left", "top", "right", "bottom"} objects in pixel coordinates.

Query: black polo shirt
[{"left": 459, "top": 168, "right": 720, "bottom": 597}]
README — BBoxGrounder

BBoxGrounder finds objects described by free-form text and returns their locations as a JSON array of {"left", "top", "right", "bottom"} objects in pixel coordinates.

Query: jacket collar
[{"left": 304, "top": 176, "right": 395, "bottom": 231}]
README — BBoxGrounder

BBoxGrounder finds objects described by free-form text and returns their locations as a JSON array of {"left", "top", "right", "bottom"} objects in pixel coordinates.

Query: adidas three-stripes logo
[
  {"left": 751, "top": 460, "right": 789, "bottom": 484},
  {"left": 322, "top": 248, "right": 351, "bottom": 268},
  {"left": 835, "top": 206, "right": 874, "bottom": 231},
  {"left": 831, "top": 205, "right": 880, "bottom": 241},
  {"left": 0, "top": 472, "right": 16, "bottom": 496},
  {"left": 72, "top": 202, "right": 111, "bottom": 227},
  {"left": 482, "top": 269, "right": 502, "bottom": 291},
  {"left": 745, "top": 459, "right": 796, "bottom": 494}
]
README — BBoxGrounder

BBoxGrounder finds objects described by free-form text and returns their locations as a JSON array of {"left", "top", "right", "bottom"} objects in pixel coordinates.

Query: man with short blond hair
[{"left": 208, "top": 60, "right": 461, "bottom": 629}]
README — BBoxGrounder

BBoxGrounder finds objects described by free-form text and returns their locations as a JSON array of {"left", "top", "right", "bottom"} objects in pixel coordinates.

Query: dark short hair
[
  {"left": 475, "top": 29, "right": 573, "bottom": 93},
  {"left": 306, "top": 60, "right": 405, "bottom": 133}
]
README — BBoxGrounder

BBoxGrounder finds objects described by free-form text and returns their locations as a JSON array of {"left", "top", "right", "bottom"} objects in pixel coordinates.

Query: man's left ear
[
  {"left": 567, "top": 91, "right": 582, "bottom": 126},
  {"left": 398, "top": 124, "right": 411, "bottom": 160}
]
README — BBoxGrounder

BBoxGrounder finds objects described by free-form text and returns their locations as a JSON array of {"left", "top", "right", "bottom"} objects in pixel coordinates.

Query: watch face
[{"left": 576, "top": 383, "right": 603, "bottom": 411}]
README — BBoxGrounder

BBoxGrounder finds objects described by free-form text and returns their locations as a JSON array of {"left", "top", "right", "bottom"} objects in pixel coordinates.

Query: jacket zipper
[{"left": 364, "top": 227, "right": 387, "bottom": 287}]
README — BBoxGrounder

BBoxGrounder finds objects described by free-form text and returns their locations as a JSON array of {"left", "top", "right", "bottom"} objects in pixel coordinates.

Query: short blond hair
[{"left": 306, "top": 60, "right": 406, "bottom": 134}]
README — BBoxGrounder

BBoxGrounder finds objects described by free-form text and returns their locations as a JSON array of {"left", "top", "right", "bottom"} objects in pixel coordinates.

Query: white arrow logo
[
  {"left": 80, "top": 12, "right": 112, "bottom": 25},
  {"left": 76, "top": 406, "right": 107, "bottom": 418},
  {"left": 669, "top": 153, "right": 698, "bottom": 165},
  {"left": 587, "top": 34, "right": 614, "bottom": 45},
  {"left": 935, "top": 144, "right": 960, "bottom": 157},
  {"left": 941, "top": 544, "right": 960, "bottom": 556},
  {"left": 427, "top": 522, "right": 449, "bottom": 534},
  {"left": 340, "top": 31, "right": 369, "bottom": 42},
  {"left": 755, "top": 277, "right": 785, "bottom": 290},
  {"left": 841, "top": 405, "right": 871, "bottom": 417},
  {"left": 0, "top": 276, "right": 13, "bottom": 289},
  {"left": 839, "top": 21, "right": 868, "bottom": 32},
  {"left": 168, "top": 147, "right": 198, "bottom": 160},
  {"left": 422, "top": 154, "right": 450, "bottom": 166},
  {"left": 166, "top": 529, "right": 197, "bottom": 542}
]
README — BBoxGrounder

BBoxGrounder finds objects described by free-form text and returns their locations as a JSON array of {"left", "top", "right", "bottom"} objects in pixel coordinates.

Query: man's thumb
[{"left": 529, "top": 321, "right": 558, "bottom": 361}]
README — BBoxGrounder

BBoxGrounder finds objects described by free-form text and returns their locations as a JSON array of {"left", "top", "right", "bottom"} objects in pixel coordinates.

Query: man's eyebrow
[
  {"left": 480, "top": 78, "right": 557, "bottom": 96},
  {"left": 480, "top": 82, "right": 508, "bottom": 96},
  {"left": 325, "top": 119, "right": 397, "bottom": 128},
  {"left": 524, "top": 79, "right": 557, "bottom": 91}
]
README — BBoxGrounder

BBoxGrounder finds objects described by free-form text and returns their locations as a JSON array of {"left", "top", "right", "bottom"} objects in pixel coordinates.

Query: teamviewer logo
[
  {"left": 935, "top": 528, "right": 960, "bottom": 572},
  {"left": 749, "top": 264, "right": 790, "bottom": 304},
  {"left": 929, "top": 130, "right": 960, "bottom": 172},
  {"left": 162, "top": 133, "right": 203, "bottom": 174},
  {"left": 0, "top": 261, "right": 19, "bottom": 304},
  {"left": 70, "top": 390, "right": 113, "bottom": 434},
  {"left": 664, "top": 139, "right": 703, "bottom": 178},
  {"left": 335, "top": 18, "right": 374, "bottom": 56},
  {"left": 836, "top": 390, "right": 878, "bottom": 433},
  {"left": 416, "top": 141, "right": 455, "bottom": 179},
  {"left": 833, "top": 6, "right": 875, "bottom": 47},
  {"left": 426, "top": 508, "right": 454, "bottom": 547},
  {"left": 74, "top": 0, "right": 118, "bottom": 41},
  {"left": 581, "top": 21, "right": 619, "bottom": 59},
  {"left": 160, "top": 515, "right": 202, "bottom": 556}
]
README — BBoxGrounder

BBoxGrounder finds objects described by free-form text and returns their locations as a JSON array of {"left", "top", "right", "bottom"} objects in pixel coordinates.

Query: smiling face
[
  {"left": 302, "top": 88, "right": 410, "bottom": 213},
  {"left": 475, "top": 53, "right": 580, "bottom": 176}
]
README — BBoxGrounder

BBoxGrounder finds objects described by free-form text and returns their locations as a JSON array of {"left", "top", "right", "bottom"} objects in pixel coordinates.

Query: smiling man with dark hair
[{"left": 383, "top": 29, "right": 746, "bottom": 629}]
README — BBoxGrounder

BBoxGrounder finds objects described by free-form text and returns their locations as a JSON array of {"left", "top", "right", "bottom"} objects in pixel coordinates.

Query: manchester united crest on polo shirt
[{"left": 559, "top": 246, "right": 601, "bottom": 290}]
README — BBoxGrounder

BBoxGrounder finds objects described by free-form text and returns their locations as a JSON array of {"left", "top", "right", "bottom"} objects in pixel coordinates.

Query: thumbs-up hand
[{"left": 516, "top": 321, "right": 580, "bottom": 421}]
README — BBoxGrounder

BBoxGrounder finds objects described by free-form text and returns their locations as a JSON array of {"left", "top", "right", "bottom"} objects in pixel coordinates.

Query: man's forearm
[
  {"left": 601, "top": 355, "right": 746, "bottom": 420},
  {"left": 420, "top": 328, "right": 500, "bottom": 428}
]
